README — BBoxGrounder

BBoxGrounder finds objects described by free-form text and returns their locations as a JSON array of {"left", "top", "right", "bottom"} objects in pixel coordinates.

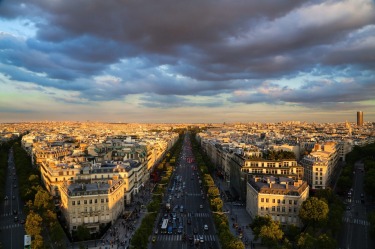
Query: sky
[{"left": 0, "top": 0, "right": 374, "bottom": 123}]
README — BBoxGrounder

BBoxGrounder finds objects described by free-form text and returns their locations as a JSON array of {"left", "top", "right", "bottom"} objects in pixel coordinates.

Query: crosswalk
[
  {"left": 0, "top": 210, "right": 22, "bottom": 217},
  {"left": 342, "top": 217, "right": 370, "bottom": 226},
  {"left": 187, "top": 213, "right": 210, "bottom": 218},
  {"left": 156, "top": 234, "right": 216, "bottom": 242},
  {"left": 0, "top": 223, "right": 23, "bottom": 230}
]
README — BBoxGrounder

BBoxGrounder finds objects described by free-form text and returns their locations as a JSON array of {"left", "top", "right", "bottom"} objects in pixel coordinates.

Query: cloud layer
[{"left": 0, "top": 0, "right": 375, "bottom": 121}]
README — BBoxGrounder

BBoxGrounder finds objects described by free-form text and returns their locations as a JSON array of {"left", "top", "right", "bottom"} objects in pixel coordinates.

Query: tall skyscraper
[{"left": 357, "top": 111, "right": 363, "bottom": 126}]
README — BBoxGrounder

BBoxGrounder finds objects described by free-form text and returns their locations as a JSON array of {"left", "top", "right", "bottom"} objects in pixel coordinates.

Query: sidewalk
[
  {"left": 213, "top": 175, "right": 266, "bottom": 249},
  {"left": 68, "top": 182, "right": 155, "bottom": 249}
]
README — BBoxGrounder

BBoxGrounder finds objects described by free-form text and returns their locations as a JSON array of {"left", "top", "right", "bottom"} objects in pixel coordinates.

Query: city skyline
[{"left": 1, "top": 0, "right": 375, "bottom": 123}]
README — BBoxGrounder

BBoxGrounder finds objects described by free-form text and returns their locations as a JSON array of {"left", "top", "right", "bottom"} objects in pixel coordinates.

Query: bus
[{"left": 161, "top": 219, "right": 169, "bottom": 234}]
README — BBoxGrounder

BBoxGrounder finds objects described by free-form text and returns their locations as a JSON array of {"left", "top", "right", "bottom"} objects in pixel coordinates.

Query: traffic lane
[{"left": 351, "top": 223, "right": 369, "bottom": 249}]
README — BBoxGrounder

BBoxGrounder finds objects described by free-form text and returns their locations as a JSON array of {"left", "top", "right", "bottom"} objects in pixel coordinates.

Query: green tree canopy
[
  {"left": 299, "top": 197, "right": 329, "bottom": 227},
  {"left": 34, "top": 187, "right": 53, "bottom": 211},
  {"left": 259, "top": 220, "right": 284, "bottom": 248}
]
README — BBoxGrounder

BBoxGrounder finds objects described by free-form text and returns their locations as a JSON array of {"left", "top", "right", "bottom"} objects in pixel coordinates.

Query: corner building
[
  {"left": 60, "top": 178, "right": 125, "bottom": 233},
  {"left": 246, "top": 175, "right": 309, "bottom": 227}
]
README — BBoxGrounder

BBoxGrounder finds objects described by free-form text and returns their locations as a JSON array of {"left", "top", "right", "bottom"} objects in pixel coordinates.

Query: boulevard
[
  {"left": 0, "top": 148, "right": 25, "bottom": 249},
  {"left": 150, "top": 133, "right": 220, "bottom": 249}
]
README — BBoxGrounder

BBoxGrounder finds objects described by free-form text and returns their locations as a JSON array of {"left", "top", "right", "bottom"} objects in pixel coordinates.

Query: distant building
[
  {"left": 357, "top": 111, "right": 363, "bottom": 126},
  {"left": 300, "top": 142, "right": 339, "bottom": 189},
  {"left": 246, "top": 175, "right": 309, "bottom": 227}
]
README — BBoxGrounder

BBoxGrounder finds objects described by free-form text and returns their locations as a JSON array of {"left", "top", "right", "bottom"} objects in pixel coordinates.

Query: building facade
[{"left": 246, "top": 175, "right": 309, "bottom": 227}]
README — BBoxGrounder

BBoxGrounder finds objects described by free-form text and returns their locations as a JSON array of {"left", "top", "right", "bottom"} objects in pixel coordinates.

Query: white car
[{"left": 204, "top": 224, "right": 208, "bottom": 231}]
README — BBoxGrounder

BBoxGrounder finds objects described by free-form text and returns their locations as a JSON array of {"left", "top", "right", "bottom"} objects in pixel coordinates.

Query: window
[
  {"left": 84, "top": 200, "right": 87, "bottom": 204},
  {"left": 106, "top": 198, "right": 109, "bottom": 203},
  {"left": 282, "top": 200, "right": 285, "bottom": 204},
  {"left": 294, "top": 200, "right": 297, "bottom": 205},
  {"left": 72, "top": 201, "right": 75, "bottom": 205},
  {"left": 277, "top": 199, "right": 280, "bottom": 204},
  {"left": 261, "top": 198, "right": 264, "bottom": 202},
  {"left": 95, "top": 199, "right": 97, "bottom": 204},
  {"left": 289, "top": 200, "right": 292, "bottom": 205},
  {"left": 77, "top": 201, "right": 80, "bottom": 205},
  {"left": 260, "top": 207, "right": 264, "bottom": 211},
  {"left": 266, "top": 198, "right": 269, "bottom": 203},
  {"left": 277, "top": 207, "right": 280, "bottom": 212},
  {"left": 89, "top": 200, "right": 92, "bottom": 204},
  {"left": 282, "top": 207, "right": 285, "bottom": 212},
  {"left": 272, "top": 199, "right": 275, "bottom": 203},
  {"left": 101, "top": 199, "right": 104, "bottom": 203},
  {"left": 272, "top": 206, "right": 275, "bottom": 211}
]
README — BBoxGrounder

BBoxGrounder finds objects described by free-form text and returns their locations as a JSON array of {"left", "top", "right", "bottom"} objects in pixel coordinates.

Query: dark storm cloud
[
  {"left": 139, "top": 94, "right": 224, "bottom": 108},
  {"left": 230, "top": 76, "right": 375, "bottom": 106},
  {"left": 1, "top": 0, "right": 375, "bottom": 108}
]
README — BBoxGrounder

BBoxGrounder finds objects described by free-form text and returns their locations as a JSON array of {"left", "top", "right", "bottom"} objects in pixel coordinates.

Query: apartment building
[
  {"left": 241, "top": 159, "right": 304, "bottom": 181},
  {"left": 60, "top": 177, "right": 125, "bottom": 234},
  {"left": 246, "top": 175, "right": 309, "bottom": 227},
  {"left": 300, "top": 142, "right": 339, "bottom": 189}
]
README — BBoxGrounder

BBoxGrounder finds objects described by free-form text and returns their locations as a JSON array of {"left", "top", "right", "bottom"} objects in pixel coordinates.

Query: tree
[
  {"left": 315, "top": 234, "right": 336, "bottom": 249},
  {"left": 75, "top": 225, "right": 91, "bottom": 241},
  {"left": 259, "top": 220, "right": 284, "bottom": 248},
  {"left": 297, "top": 233, "right": 316, "bottom": 249},
  {"left": 299, "top": 197, "right": 329, "bottom": 228},
  {"left": 34, "top": 188, "right": 53, "bottom": 211},
  {"left": 208, "top": 186, "right": 220, "bottom": 197},
  {"left": 32, "top": 234, "right": 44, "bottom": 249},
  {"left": 251, "top": 215, "right": 274, "bottom": 239},
  {"left": 25, "top": 211, "right": 43, "bottom": 242}
]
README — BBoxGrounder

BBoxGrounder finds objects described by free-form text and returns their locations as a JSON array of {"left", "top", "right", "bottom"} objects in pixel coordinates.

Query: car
[
  {"left": 188, "top": 235, "right": 194, "bottom": 241},
  {"left": 346, "top": 206, "right": 351, "bottom": 211},
  {"left": 204, "top": 224, "right": 208, "bottom": 231},
  {"left": 199, "top": 235, "right": 204, "bottom": 243},
  {"left": 154, "top": 229, "right": 159, "bottom": 234},
  {"left": 4, "top": 196, "right": 8, "bottom": 200},
  {"left": 152, "top": 236, "right": 156, "bottom": 243},
  {"left": 20, "top": 219, "right": 25, "bottom": 224},
  {"left": 200, "top": 204, "right": 203, "bottom": 209},
  {"left": 13, "top": 209, "right": 18, "bottom": 215},
  {"left": 14, "top": 216, "right": 18, "bottom": 222}
]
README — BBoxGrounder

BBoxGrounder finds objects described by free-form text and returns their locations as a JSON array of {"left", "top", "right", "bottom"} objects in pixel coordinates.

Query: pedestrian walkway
[
  {"left": 187, "top": 212, "right": 210, "bottom": 218},
  {"left": 0, "top": 223, "right": 23, "bottom": 230},
  {"left": 67, "top": 182, "right": 156, "bottom": 249},
  {"left": 155, "top": 234, "right": 216, "bottom": 242},
  {"left": 213, "top": 174, "right": 258, "bottom": 249},
  {"left": 0, "top": 210, "right": 22, "bottom": 217},
  {"left": 342, "top": 217, "right": 370, "bottom": 226}
]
